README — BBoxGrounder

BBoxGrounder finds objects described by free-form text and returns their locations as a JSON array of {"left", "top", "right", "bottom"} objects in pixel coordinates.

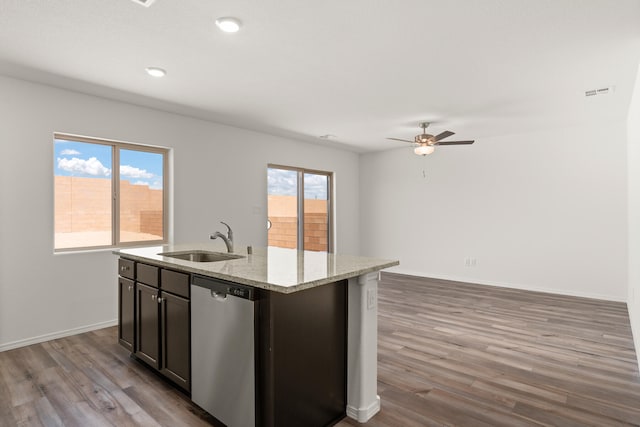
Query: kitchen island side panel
[{"left": 257, "top": 280, "right": 347, "bottom": 427}]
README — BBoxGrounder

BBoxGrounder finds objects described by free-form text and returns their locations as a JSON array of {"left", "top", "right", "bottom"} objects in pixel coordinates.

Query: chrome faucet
[{"left": 210, "top": 221, "right": 234, "bottom": 253}]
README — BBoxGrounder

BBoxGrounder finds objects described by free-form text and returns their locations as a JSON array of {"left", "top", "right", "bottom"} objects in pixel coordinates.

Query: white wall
[
  {"left": 360, "top": 122, "right": 628, "bottom": 301},
  {"left": 627, "top": 64, "right": 640, "bottom": 368},
  {"left": 0, "top": 69, "right": 633, "bottom": 351},
  {"left": 0, "top": 75, "right": 360, "bottom": 350}
]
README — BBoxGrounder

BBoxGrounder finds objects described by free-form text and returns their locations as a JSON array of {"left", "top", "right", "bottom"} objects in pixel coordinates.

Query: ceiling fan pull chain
[{"left": 422, "top": 156, "right": 428, "bottom": 179}]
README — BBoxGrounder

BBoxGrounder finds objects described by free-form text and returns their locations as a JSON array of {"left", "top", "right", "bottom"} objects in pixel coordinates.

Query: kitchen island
[{"left": 114, "top": 243, "right": 398, "bottom": 427}]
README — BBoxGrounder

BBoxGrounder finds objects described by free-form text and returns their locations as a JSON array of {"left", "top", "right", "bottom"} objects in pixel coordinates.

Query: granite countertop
[{"left": 114, "top": 242, "right": 399, "bottom": 294}]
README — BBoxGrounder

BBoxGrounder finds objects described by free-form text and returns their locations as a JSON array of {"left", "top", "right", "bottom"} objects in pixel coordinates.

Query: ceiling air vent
[
  {"left": 585, "top": 86, "right": 615, "bottom": 97},
  {"left": 131, "top": 0, "right": 157, "bottom": 7}
]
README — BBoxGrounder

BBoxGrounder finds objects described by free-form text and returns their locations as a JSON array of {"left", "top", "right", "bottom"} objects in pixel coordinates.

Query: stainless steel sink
[{"left": 159, "top": 250, "right": 245, "bottom": 262}]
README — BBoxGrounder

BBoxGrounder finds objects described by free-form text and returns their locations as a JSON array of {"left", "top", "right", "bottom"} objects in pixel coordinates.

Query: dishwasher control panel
[
  {"left": 192, "top": 274, "right": 255, "bottom": 300},
  {"left": 229, "top": 286, "right": 252, "bottom": 299}
]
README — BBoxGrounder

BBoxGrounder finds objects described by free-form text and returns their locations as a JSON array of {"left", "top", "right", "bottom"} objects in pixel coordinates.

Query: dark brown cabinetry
[
  {"left": 118, "top": 258, "right": 190, "bottom": 392},
  {"left": 256, "top": 280, "right": 347, "bottom": 427},
  {"left": 118, "top": 277, "right": 135, "bottom": 351},
  {"left": 160, "top": 291, "right": 190, "bottom": 390},
  {"left": 134, "top": 263, "right": 160, "bottom": 368},
  {"left": 118, "top": 258, "right": 135, "bottom": 280},
  {"left": 117, "top": 259, "right": 136, "bottom": 351},
  {"left": 136, "top": 282, "right": 160, "bottom": 368}
]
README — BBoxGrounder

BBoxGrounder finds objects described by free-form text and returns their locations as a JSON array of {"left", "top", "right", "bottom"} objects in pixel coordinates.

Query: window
[
  {"left": 267, "top": 165, "right": 333, "bottom": 252},
  {"left": 54, "top": 133, "right": 168, "bottom": 251}
]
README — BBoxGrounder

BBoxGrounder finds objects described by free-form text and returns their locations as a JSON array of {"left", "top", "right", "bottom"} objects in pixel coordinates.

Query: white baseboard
[
  {"left": 385, "top": 268, "right": 626, "bottom": 302},
  {"left": 0, "top": 319, "right": 118, "bottom": 352},
  {"left": 346, "top": 395, "right": 380, "bottom": 422}
]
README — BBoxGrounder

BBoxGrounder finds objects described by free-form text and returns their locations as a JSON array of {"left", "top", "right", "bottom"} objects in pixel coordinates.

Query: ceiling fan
[{"left": 387, "top": 122, "right": 474, "bottom": 156}]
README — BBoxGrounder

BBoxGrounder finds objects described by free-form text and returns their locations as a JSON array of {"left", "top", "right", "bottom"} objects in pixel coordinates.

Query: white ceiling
[{"left": 1, "top": 0, "right": 639, "bottom": 152}]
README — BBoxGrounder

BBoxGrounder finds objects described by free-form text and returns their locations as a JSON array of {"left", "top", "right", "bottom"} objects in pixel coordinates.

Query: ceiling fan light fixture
[
  {"left": 215, "top": 17, "right": 242, "bottom": 33},
  {"left": 387, "top": 122, "right": 474, "bottom": 155},
  {"left": 414, "top": 144, "right": 435, "bottom": 156},
  {"left": 415, "top": 134, "right": 432, "bottom": 144}
]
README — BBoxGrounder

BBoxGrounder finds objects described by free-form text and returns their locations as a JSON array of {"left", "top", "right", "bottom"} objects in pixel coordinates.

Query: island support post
[{"left": 346, "top": 271, "right": 380, "bottom": 422}]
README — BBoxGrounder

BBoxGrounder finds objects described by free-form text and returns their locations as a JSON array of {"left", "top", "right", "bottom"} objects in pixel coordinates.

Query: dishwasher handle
[{"left": 211, "top": 290, "right": 228, "bottom": 301}]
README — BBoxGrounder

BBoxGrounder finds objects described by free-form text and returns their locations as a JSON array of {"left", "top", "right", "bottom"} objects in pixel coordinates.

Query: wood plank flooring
[
  {"left": 0, "top": 328, "right": 218, "bottom": 427},
  {"left": 1, "top": 272, "right": 639, "bottom": 426},
  {"left": 337, "top": 273, "right": 640, "bottom": 427}
]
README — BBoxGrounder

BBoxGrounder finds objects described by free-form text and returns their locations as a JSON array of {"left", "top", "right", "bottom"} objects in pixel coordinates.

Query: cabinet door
[
  {"left": 160, "top": 292, "right": 190, "bottom": 391},
  {"left": 118, "top": 277, "right": 135, "bottom": 351},
  {"left": 136, "top": 283, "right": 160, "bottom": 369}
]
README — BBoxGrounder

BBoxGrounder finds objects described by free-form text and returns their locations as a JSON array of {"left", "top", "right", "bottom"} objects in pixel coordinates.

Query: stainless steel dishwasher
[{"left": 191, "top": 275, "right": 256, "bottom": 427}]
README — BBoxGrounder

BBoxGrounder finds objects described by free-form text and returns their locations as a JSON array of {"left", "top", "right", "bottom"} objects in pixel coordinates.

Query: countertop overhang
[{"left": 114, "top": 243, "right": 399, "bottom": 294}]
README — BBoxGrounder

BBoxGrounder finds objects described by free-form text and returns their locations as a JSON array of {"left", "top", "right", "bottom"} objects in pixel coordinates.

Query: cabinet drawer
[
  {"left": 118, "top": 258, "right": 135, "bottom": 280},
  {"left": 137, "top": 263, "right": 159, "bottom": 288},
  {"left": 161, "top": 269, "right": 190, "bottom": 298}
]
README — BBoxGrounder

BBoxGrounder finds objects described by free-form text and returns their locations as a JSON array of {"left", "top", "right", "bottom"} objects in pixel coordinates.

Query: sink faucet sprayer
[{"left": 210, "top": 221, "right": 234, "bottom": 253}]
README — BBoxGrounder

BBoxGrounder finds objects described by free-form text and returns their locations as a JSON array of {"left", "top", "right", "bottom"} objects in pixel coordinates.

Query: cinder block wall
[
  {"left": 54, "top": 176, "right": 162, "bottom": 235},
  {"left": 267, "top": 195, "right": 328, "bottom": 251},
  {"left": 303, "top": 213, "right": 328, "bottom": 251},
  {"left": 119, "top": 180, "right": 163, "bottom": 234},
  {"left": 55, "top": 176, "right": 111, "bottom": 232}
]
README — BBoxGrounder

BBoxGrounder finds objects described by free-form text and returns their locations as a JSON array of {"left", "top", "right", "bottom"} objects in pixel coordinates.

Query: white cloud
[
  {"left": 304, "top": 174, "right": 328, "bottom": 199},
  {"left": 57, "top": 157, "right": 111, "bottom": 177},
  {"left": 267, "top": 168, "right": 327, "bottom": 199},
  {"left": 268, "top": 168, "right": 297, "bottom": 196},
  {"left": 121, "top": 165, "right": 153, "bottom": 179},
  {"left": 133, "top": 180, "right": 150, "bottom": 186},
  {"left": 60, "top": 149, "right": 80, "bottom": 155}
]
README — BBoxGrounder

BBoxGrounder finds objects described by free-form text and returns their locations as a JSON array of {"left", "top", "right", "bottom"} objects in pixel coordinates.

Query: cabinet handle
[
  {"left": 151, "top": 294, "right": 156, "bottom": 301},
  {"left": 157, "top": 297, "right": 163, "bottom": 304},
  {"left": 128, "top": 285, "right": 132, "bottom": 292}
]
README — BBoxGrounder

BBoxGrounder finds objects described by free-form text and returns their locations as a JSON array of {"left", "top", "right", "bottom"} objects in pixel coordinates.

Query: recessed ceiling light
[
  {"left": 319, "top": 134, "right": 336, "bottom": 139},
  {"left": 215, "top": 17, "right": 242, "bottom": 33},
  {"left": 130, "top": 0, "right": 157, "bottom": 7},
  {"left": 145, "top": 67, "right": 166, "bottom": 78}
]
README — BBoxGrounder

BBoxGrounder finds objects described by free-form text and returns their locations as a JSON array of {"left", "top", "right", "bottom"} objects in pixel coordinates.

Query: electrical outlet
[
  {"left": 470, "top": 258, "right": 477, "bottom": 267},
  {"left": 464, "top": 258, "right": 471, "bottom": 267},
  {"left": 367, "top": 288, "right": 376, "bottom": 310}
]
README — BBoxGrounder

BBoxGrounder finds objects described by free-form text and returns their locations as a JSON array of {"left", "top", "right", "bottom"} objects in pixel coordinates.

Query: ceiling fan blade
[
  {"left": 434, "top": 131, "right": 455, "bottom": 141},
  {"left": 434, "top": 140, "right": 475, "bottom": 145},
  {"left": 386, "top": 137, "right": 415, "bottom": 144}
]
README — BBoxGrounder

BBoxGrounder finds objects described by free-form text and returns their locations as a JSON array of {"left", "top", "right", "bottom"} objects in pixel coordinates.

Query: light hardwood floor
[{"left": 1, "top": 273, "right": 639, "bottom": 426}]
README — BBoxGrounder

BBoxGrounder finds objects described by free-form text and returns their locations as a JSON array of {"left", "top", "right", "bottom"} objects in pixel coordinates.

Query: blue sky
[
  {"left": 54, "top": 139, "right": 163, "bottom": 189},
  {"left": 267, "top": 168, "right": 328, "bottom": 199}
]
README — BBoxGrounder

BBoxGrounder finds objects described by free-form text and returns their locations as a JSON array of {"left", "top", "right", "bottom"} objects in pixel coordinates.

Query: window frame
[
  {"left": 267, "top": 164, "right": 334, "bottom": 253},
  {"left": 54, "top": 133, "right": 169, "bottom": 252}
]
